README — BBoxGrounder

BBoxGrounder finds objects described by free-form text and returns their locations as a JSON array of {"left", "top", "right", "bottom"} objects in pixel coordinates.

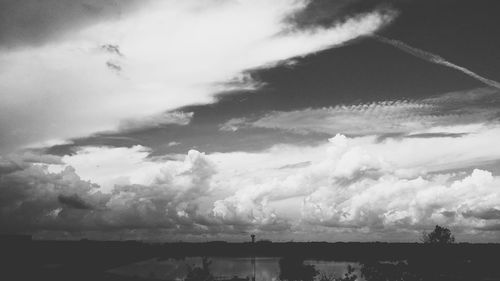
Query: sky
[{"left": 1, "top": 0, "right": 500, "bottom": 242}]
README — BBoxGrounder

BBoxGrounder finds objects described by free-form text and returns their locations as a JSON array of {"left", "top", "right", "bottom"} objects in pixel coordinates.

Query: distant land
[{"left": 2, "top": 234, "right": 500, "bottom": 281}]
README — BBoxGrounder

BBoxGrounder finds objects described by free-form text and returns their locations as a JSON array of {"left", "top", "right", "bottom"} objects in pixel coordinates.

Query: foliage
[{"left": 422, "top": 225, "right": 455, "bottom": 244}]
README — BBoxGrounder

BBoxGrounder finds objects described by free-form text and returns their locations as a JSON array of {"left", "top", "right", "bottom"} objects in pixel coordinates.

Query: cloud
[
  {"left": 0, "top": 148, "right": 221, "bottom": 235},
  {"left": 0, "top": 164, "right": 106, "bottom": 233},
  {"left": 0, "top": 0, "right": 396, "bottom": 153},
  {"left": 462, "top": 208, "right": 500, "bottom": 220},
  {"left": 118, "top": 111, "right": 194, "bottom": 132},
  {"left": 3, "top": 121, "right": 500, "bottom": 240},
  {"left": 58, "top": 194, "right": 93, "bottom": 210},
  {"left": 0, "top": 150, "right": 63, "bottom": 175},
  {"left": 219, "top": 118, "right": 248, "bottom": 132},
  {"left": 301, "top": 168, "right": 500, "bottom": 231},
  {"left": 221, "top": 87, "right": 500, "bottom": 136},
  {"left": 48, "top": 145, "right": 162, "bottom": 191},
  {"left": 210, "top": 128, "right": 500, "bottom": 241},
  {"left": 0, "top": 156, "right": 23, "bottom": 175},
  {"left": 167, "top": 141, "right": 181, "bottom": 147},
  {"left": 277, "top": 161, "right": 312, "bottom": 170}
]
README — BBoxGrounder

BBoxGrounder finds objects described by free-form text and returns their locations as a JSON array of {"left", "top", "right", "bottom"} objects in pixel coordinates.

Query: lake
[{"left": 108, "top": 257, "right": 363, "bottom": 281}]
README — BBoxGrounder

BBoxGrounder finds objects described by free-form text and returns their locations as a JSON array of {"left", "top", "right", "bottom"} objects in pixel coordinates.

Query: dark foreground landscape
[{"left": 2, "top": 235, "right": 500, "bottom": 281}]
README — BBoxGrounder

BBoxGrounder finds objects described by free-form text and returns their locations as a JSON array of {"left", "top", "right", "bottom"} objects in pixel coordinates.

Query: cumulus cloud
[
  {"left": 210, "top": 128, "right": 500, "bottom": 241},
  {"left": 3, "top": 122, "right": 500, "bottom": 240},
  {"left": 221, "top": 87, "right": 500, "bottom": 136},
  {"left": 47, "top": 145, "right": 159, "bottom": 191},
  {"left": 0, "top": 164, "right": 106, "bottom": 233},
  {"left": 58, "top": 194, "right": 94, "bottom": 210},
  {"left": 0, "top": 148, "right": 221, "bottom": 235},
  {"left": 0, "top": 0, "right": 396, "bottom": 153},
  {"left": 301, "top": 168, "right": 500, "bottom": 232}
]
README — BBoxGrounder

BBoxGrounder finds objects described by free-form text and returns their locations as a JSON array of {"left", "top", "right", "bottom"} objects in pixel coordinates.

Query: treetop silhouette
[{"left": 422, "top": 225, "right": 455, "bottom": 244}]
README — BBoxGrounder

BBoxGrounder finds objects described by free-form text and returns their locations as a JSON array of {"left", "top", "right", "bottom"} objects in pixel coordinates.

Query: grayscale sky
[{"left": 1, "top": 0, "right": 500, "bottom": 242}]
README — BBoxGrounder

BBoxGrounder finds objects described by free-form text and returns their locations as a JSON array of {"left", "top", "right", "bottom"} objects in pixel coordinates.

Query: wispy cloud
[
  {"left": 0, "top": 0, "right": 396, "bottom": 153},
  {"left": 221, "top": 87, "right": 500, "bottom": 136},
  {"left": 119, "top": 111, "right": 194, "bottom": 132}
]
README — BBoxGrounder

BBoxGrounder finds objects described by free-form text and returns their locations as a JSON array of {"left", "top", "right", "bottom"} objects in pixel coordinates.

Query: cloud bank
[{"left": 2, "top": 120, "right": 500, "bottom": 241}]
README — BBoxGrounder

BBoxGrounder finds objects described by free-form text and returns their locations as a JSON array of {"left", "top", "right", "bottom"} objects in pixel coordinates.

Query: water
[{"left": 108, "top": 257, "right": 363, "bottom": 281}]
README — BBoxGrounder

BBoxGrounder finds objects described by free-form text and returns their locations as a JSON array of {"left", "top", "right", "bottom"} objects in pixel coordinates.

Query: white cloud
[
  {"left": 0, "top": 0, "right": 396, "bottom": 153},
  {"left": 5, "top": 122, "right": 500, "bottom": 240},
  {"left": 48, "top": 145, "right": 161, "bottom": 191},
  {"left": 210, "top": 126, "right": 500, "bottom": 240},
  {"left": 219, "top": 118, "right": 248, "bottom": 132},
  {"left": 167, "top": 141, "right": 181, "bottom": 147},
  {"left": 118, "top": 111, "right": 194, "bottom": 131},
  {"left": 301, "top": 168, "right": 500, "bottom": 231}
]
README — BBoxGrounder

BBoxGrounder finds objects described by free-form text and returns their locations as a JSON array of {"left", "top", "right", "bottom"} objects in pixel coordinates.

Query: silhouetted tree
[{"left": 421, "top": 225, "right": 455, "bottom": 244}]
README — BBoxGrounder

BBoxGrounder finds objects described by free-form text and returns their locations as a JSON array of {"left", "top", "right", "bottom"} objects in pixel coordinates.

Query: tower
[{"left": 251, "top": 234, "right": 255, "bottom": 243}]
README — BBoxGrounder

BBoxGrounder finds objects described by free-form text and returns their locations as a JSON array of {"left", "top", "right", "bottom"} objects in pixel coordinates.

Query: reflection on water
[
  {"left": 108, "top": 255, "right": 500, "bottom": 281},
  {"left": 109, "top": 257, "right": 362, "bottom": 281}
]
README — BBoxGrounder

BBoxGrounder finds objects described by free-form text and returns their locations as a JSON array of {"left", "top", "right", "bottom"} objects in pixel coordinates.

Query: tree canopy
[{"left": 422, "top": 225, "right": 455, "bottom": 244}]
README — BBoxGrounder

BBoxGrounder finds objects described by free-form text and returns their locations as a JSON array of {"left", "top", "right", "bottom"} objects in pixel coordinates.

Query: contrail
[{"left": 373, "top": 35, "right": 500, "bottom": 89}]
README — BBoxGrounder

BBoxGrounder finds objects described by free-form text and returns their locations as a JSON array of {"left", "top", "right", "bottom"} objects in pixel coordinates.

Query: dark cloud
[
  {"left": 0, "top": 0, "right": 147, "bottom": 48},
  {"left": 476, "top": 224, "right": 500, "bottom": 231},
  {"left": 0, "top": 164, "right": 105, "bottom": 233},
  {"left": 101, "top": 44, "right": 123, "bottom": 57},
  {"left": 0, "top": 157, "right": 23, "bottom": 175},
  {"left": 0, "top": 151, "right": 62, "bottom": 175},
  {"left": 463, "top": 209, "right": 500, "bottom": 220},
  {"left": 0, "top": 150, "right": 262, "bottom": 239},
  {"left": 441, "top": 211, "right": 457, "bottom": 218},
  {"left": 375, "top": 132, "right": 407, "bottom": 142},
  {"left": 58, "top": 194, "right": 93, "bottom": 210},
  {"left": 405, "top": 133, "right": 468, "bottom": 139},
  {"left": 16, "top": 150, "right": 63, "bottom": 165},
  {"left": 106, "top": 61, "right": 122, "bottom": 73},
  {"left": 277, "top": 161, "right": 311, "bottom": 170}
]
